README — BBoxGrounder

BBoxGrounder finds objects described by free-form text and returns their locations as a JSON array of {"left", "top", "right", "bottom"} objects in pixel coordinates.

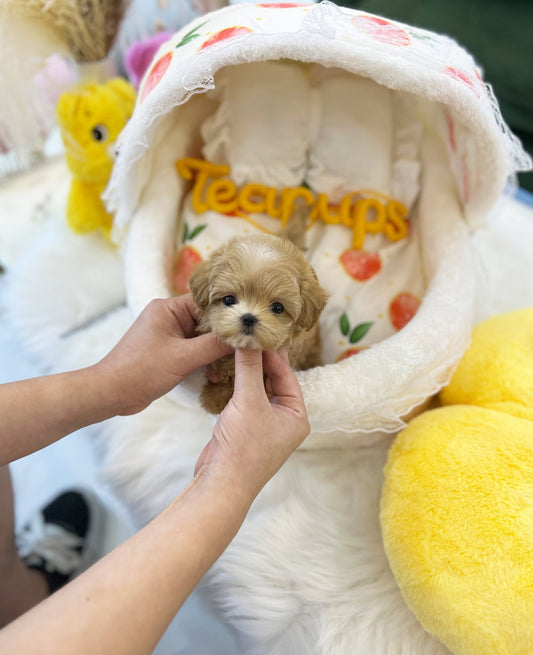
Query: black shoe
[{"left": 16, "top": 489, "right": 104, "bottom": 593}]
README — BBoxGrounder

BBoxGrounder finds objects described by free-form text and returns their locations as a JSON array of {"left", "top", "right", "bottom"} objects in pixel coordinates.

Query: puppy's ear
[
  {"left": 297, "top": 263, "right": 328, "bottom": 331},
  {"left": 188, "top": 260, "right": 212, "bottom": 309}
]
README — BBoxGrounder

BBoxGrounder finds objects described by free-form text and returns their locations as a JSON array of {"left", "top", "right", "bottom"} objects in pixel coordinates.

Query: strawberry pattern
[
  {"left": 326, "top": 236, "right": 423, "bottom": 359},
  {"left": 140, "top": 51, "right": 172, "bottom": 103},
  {"left": 257, "top": 3, "right": 311, "bottom": 8},
  {"left": 443, "top": 66, "right": 482, "bottom": 98},
  {"left": 172, "top": 221, "right": 207, "bottom": 294},
  {"left": 340, "top": 250, "right": 382, "bottom": 281},
  {"left": 138, "top": 2, "right": 488, "bottom": 123},
  {"left": 351, "top": 15, "right": 410, "bottom": 47},
  {"left": 199, "top": 26, "right": 252, "bottom": 52},
  {"left": 389, "top": 292, "right": 421, "bottom": 331}
]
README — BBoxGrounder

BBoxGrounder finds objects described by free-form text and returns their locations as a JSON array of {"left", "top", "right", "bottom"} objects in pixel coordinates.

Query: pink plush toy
[{"left": 124, "top": 31, "right": 173, "bottom": 88}]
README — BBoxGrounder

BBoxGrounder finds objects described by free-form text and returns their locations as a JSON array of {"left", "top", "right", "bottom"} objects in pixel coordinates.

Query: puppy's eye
[
  {"left": 270, "top": 302, "right": 284, "bottom": 315},
  {"left": 222, "top": 295, "right": 237, "bottom": 307}
]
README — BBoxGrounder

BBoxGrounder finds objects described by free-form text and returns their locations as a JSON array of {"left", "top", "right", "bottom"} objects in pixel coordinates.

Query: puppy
[{"left": 189, "top": 234, "right": 328, "bottom": 414}]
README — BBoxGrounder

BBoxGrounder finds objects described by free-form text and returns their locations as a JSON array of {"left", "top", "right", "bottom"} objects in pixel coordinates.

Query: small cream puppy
[{"left": 189, "top": 234, "right": 328, "bottom": 414}]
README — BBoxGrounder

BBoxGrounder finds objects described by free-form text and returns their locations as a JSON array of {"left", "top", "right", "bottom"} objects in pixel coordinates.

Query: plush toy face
[{"left": 57, "top": 78, "right": 136, "bottom": 184}]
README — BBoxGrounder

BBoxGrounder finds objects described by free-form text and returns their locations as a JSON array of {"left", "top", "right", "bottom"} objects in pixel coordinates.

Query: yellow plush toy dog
[
  {"left": 381, "top": 307, "right": 533, "bottom": 655},
  {"left": 57, "top": 78, "right": 136, "bottom": 242}
]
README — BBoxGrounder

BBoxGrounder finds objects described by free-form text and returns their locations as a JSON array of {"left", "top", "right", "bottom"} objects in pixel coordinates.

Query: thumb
[{"left": 233, "top": 349, "right": 265, "bottom": 399}]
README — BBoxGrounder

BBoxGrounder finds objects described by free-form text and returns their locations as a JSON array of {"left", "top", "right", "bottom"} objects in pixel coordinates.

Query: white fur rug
[{"left": 3, "top": 159, "right": 533, "bottom": 654}]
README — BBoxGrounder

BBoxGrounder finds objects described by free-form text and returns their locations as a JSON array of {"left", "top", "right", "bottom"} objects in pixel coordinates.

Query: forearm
[
  {"left": 0, "top": 365, "right": 121, "bottom": 466},
  {"left": 0, "top": 296, "right": 234, "bottom": 466},
  {"left": 0, "top": 475, "right": 250, "bottom": 655}
]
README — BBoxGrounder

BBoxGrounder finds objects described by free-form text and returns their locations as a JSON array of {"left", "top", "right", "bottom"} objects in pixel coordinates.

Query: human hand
[
  {"left": 194, "top": 348, "right": 310, "bottom": 502},
  {"left": 96, "top": 296, "right": 233, "bottom": 415}
]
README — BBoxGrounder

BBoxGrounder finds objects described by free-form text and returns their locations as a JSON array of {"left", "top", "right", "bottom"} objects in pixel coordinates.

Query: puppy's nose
[{"left": 241, "top": 313, "right": 258, "bottom": 333}]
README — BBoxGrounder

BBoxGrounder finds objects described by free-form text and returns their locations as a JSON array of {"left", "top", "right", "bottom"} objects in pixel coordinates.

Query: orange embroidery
[{"left": 176, "top": 158, "right": 409, "bottom": 249}]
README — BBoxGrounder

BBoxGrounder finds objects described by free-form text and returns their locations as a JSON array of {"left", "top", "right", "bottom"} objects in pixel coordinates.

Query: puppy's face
[{"left": 189, "top": 235, "right": 327, "bottom": 350}]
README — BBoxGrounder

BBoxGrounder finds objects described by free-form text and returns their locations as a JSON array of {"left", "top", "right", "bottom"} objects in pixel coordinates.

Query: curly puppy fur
[{"left": 189, "top": 234, "right": 328, "bottom": 414}]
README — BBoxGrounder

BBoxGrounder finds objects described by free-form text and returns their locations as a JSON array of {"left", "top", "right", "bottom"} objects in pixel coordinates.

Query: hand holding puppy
[
  {"left": 0, "top": 294, "right": 234, "bottom": 467},
  {"left": 195, "top": 348, "right": 311, "bottom": 499},
  {"left": 98, "top": 295, "right": 233, "bottom": 416}
]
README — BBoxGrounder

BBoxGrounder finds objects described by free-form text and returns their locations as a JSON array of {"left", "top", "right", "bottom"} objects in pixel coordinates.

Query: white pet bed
[{"left": 106, "top": 1, "right": 528, "bottom": 445}]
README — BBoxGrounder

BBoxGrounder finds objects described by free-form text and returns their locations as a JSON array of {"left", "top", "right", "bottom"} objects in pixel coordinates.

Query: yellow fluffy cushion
[
  {"left": 381, "top": 307, "right": 533, "bottom": 655},
  {"left": 440, "top": 307, "right": 533, "bottom": 422}
]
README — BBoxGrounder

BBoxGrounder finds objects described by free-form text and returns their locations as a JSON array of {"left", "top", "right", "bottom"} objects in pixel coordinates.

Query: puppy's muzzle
[{"left": 241, "top": 313, "right": 258, "bottom": 335}]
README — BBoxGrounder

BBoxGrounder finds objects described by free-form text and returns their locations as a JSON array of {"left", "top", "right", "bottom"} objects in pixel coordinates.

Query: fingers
[
  {"left": 165, "top": 295, "right": 199, "bottom": 337},
  {"left": 186, "top": 332, "right": 233, "bottom": 369},
  {"left": 233, "top": 349, "right": 265, "bottom": 399}
]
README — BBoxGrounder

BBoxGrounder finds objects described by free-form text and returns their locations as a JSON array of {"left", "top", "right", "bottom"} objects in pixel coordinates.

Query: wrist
[
  {"left": 87, "top": 360, "right": 129, "bottom": 418},
  {"left": 191, "top": 465, "right": 255, "bottom": 519}
]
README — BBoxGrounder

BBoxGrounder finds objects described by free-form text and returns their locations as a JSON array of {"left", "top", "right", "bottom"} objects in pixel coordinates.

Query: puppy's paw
[{"left": 200, "top": 379, "right": 234, "bottom": 414}]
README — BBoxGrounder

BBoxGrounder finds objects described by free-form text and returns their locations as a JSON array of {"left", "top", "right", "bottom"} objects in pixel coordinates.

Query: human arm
[
  {"left": 0, "top": 348, "right": 310, "bottom": 655},
  {"left": 0, "top": 295, "right": 232, "bottom": 466}
]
